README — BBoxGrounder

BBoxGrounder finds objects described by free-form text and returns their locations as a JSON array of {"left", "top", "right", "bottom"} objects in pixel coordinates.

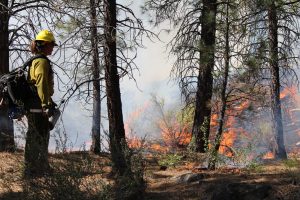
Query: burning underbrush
[{"left": 125, "top": 86, "right": 300, "bottom": 168}]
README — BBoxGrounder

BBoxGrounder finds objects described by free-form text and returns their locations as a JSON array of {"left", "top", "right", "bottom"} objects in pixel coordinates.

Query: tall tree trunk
[
  {"left": 103, "top": 0, "right": 128, "bottom": 175},
  {"left": 191, "top": 0, "right": 217, "bottom": 152},
  {"left": 0, "top": 0, "right": 14, "bottom": 152},
  {"left": 208, "top": 0, "right": 230, "bottom": 170},
  {"left": 267, "top": 2, "right": 287, "bottom": 159},
  {"left": 90, "top": 0, "right": 101, "bottom": 154}
]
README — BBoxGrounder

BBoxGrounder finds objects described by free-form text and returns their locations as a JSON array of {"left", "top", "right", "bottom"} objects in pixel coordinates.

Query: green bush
[
  {"left": 283, "top": 158, "right": 299, "bottom": 169},
  {"left": 158, "top": 153, "right": 183, "bottom": 167},
  {"left": 246, "top": 162, "right": 264, "bottom": 173}
]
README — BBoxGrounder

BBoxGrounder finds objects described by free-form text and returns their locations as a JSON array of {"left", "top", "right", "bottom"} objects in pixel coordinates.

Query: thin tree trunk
[
  {"left": 90, "top": 0, "right": 101, "bottom": 154},
  {"left": 267, "top": 2, "right": 287, "bottom": 159},
  {"left": 191, "top": 0, "right": 217, "bottom": 152},
  {"left": 103, "top": 0, "right": 128, "bottom": 175},
  {"left": 208, "top": 1, "right": 230, "bottom": 170},
  {"left": 0, "top": 0, "right": 14, "bottom": 152}
]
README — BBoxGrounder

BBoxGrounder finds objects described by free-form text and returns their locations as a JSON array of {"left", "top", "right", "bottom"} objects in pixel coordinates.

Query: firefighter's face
[{"left": 44, "top": 42, "right": 55, "bottom": 55}]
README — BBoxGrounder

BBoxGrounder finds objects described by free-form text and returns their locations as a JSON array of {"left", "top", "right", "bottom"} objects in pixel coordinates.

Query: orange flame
[
  {"left": 211, "top": 100, "right": 250, "bottom": 157},
  {"left": 127, "top": 136, "right": 143, "bottom": 149},
  {"left": 125, "top": 85, "right": 300, "bottom": 154},
  {"left": 263, "top": 151, "right": 275, "bottom": 159},
  {"left": 149, "top": 143, "right": 169, "bottom": 153},
  {"left": 159, "top": 121, "right": 192, "bottom": 147},
  {"left": 124, "top": 102, "right": 150, "bottom": 149},
  {"left": 280, "top": 86, "right": 300, "bottom": 153},
  {"left": 219, "top": 130, "right": 236, "bottom": 157},
  {"left": 280, "top": 86, "right": 297, "bottom": 99}
]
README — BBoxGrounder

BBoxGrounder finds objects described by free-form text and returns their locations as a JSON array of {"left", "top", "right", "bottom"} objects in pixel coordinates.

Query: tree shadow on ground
[
  {"left": 0, "top": 192, "right": 25, "bottom": 200},
  {"left": 145, "top": 171, "right": 300, "bottom": 200}
]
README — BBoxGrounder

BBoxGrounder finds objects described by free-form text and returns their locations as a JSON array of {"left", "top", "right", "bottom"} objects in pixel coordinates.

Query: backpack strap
[{"left": 21, "top": 54, "right": 50, "bottom": 71}]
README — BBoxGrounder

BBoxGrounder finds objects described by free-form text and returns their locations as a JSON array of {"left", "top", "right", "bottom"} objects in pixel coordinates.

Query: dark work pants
[{"left": 24, "top": 112, "right": 50, "bottom": 175}]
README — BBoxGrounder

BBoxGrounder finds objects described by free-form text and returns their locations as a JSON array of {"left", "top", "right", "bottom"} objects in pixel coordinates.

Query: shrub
[{"left": 158, "top": 153, "right": 183, "bottom": 168}]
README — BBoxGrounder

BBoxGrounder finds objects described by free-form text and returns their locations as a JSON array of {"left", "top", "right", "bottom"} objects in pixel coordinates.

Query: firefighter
[{"left": 24, "top": 30, "right": 57, "bottom": 176}]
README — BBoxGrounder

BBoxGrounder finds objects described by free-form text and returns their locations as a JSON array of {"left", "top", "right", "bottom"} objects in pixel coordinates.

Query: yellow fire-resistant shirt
[{"left": 29, "top": 57, "right": 54, "bottom": 108}]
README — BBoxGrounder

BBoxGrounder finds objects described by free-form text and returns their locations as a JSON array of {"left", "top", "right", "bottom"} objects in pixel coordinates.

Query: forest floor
[{"left": 0, "top": 151, "right": 300, "bottom": 200}]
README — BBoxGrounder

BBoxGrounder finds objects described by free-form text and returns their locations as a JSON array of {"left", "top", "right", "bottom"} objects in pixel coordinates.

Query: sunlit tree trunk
[
  {"left": 0, "top": 0, "right": 14, "bottom": 152},
  {"left": 103, "top": 0, "right": 128, "bottom": 175},
  {"left": 267, "top": 2, "right": 287, "bottom": 159},
  {"left": 90, "top": 0, "right": 101, "bottom": 154},
  {"left": 191, "top": 0, "right": 217, "bottom": 152}
]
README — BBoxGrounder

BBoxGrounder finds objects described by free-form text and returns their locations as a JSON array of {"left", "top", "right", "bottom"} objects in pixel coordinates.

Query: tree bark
[
  {"left": 103, "top": 0, "right": 128, "bottom": 175},
  {"left": 90, "top": 0, "right": 101, "bottom": 154},
  {"left": 208, "top": 0, "right": 230, "bottom": 170},
  {"left": 191, "top": 0, "right": 217, "bottom": 152},
  {"left": 267, "top": 2, "right": 287, "bottom": 159},
  {"left": 0, "top": 0, "right": 15, "bottom": 152}
]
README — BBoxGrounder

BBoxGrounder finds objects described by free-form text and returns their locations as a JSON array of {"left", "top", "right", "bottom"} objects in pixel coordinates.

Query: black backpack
[{"left": 0, "top": 55, "right": 48, "bottom": 119}]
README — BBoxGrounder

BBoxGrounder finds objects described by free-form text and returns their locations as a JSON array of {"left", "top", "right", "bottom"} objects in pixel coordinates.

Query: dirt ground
[
  {"left": 145, "top": 159, "right": 300, "bottom": 200},
  {"left": 144, "top": 153, "right": 300, "bottom": 200},
  {"left": 0, "top": 151, "right": 300, "bottom": 200}
]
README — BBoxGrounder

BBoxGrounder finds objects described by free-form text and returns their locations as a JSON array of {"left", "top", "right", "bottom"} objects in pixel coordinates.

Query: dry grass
[
  {"left": 0, "top": 151, "right": 113, "bottom": 200},
  {"left": 0, "top": 151, "right": 300, "bottom": 200},
  {"left": 144, "top": 155, "right": 300, "bottom": 200}
]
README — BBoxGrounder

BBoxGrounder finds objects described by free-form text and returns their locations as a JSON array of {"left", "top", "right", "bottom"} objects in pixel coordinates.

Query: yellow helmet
[{"left": 35, "top": 30, "right": 57, "bottom": 46}]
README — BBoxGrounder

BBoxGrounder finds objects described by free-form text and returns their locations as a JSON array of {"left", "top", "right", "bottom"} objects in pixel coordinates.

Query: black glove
[
  {"left": 43, "top": 106, "right": 55, "bottom": 117},
  {"left": 51, "top": 100, "right": 58, "bottom": 107}
]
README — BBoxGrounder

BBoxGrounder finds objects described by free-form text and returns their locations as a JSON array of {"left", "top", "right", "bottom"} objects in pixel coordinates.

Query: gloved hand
[
  {"left": 43, "top": 106, "right": 55, "bottom": 117},
  {"left": 51, "top": 99, "right": 58, "bottom": 107}
]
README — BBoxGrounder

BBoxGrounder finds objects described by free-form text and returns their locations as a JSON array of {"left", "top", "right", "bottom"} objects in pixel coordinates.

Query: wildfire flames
[
  {"left": 263, "top": 151, "right": 275, "bottom": 159},
  {"left": 280, "top": 86, "right": 297, "bottom": 100},
  {"left": 210, "top": 101, "right": 250, "bottom": 157},
  {"left": 124, "top": 85, "right": 300, "bottom": 158},
  {"left": 124, "top": 99, "right": 252, "bottom": 156},
  {"left": 159, "top": 122, "right": 192, "bottom": 147},
  {"left": 280, "top": 85, "right": 300, "bottom": 157},
  {"left": 124, "top": 102, "right": 150, "bottom": 149},
  {"left": 212, "top": 85, "right": 300, "bottom": 158}
]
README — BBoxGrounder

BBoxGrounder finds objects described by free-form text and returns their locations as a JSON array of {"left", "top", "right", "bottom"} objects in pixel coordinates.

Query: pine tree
[
  {"left": 144, "top": 0, "right": 218, "bottom": 152},
  {"left": 0, "top": 0, "right": 14, "bottom": 151}
]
